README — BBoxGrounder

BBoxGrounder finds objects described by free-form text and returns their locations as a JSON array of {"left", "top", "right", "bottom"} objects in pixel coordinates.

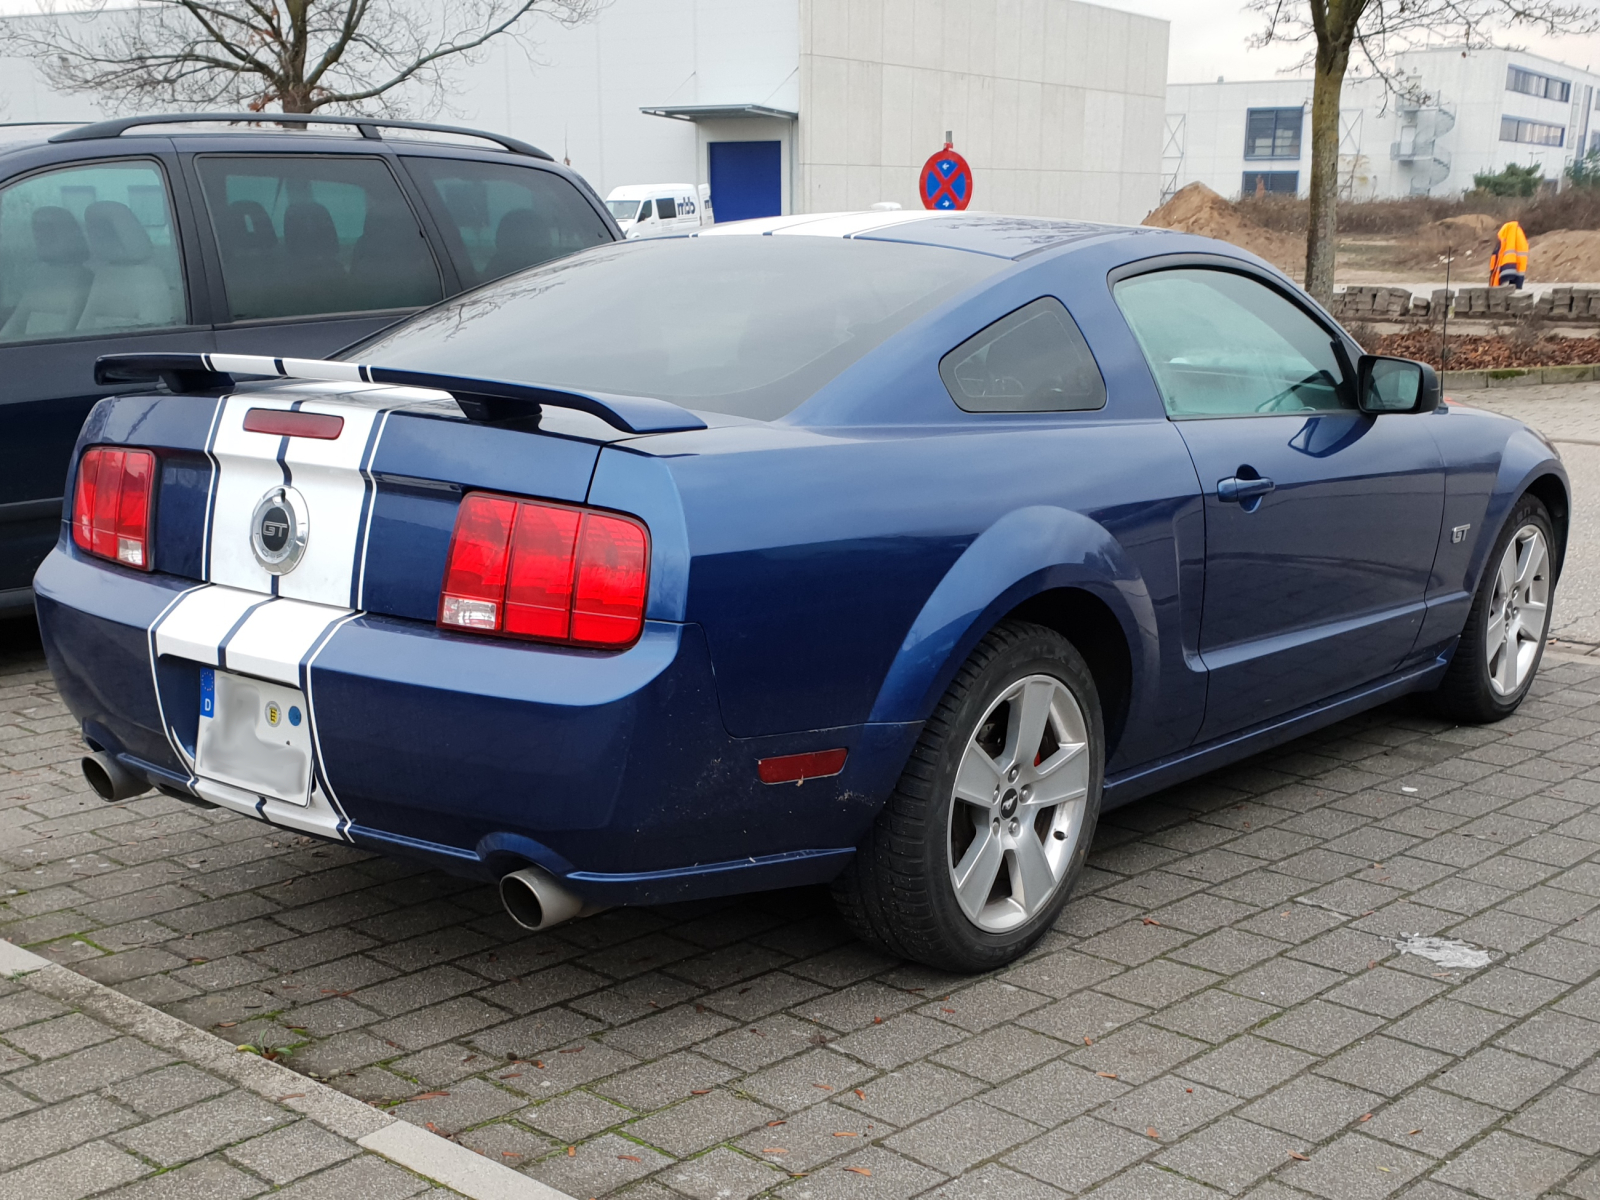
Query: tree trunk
[{"left": 1304, "top": 39, "right": 1347, "bottom": 306}]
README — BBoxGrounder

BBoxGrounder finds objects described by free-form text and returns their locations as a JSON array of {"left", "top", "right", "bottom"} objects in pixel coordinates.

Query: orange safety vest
[{"left": 1491, "top": 221, "right": 1529, "bottom": 285}]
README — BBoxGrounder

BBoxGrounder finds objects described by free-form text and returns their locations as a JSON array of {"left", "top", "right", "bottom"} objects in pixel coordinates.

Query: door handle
[{"left": 1217, "top": 475, "right": 1275, "bottom": 503}]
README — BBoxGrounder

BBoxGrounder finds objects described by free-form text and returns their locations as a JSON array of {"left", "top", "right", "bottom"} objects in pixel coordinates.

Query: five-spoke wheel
[
  {"left": 1485, "top": 523, "right": 1550, "bottom": 698},
  {"left": 948, "top": 675, "right": 1090, "bottom": 932}
]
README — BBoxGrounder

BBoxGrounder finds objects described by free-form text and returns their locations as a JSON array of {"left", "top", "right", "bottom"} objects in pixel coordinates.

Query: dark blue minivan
[{"left": 0, "top": 113, "right": 620, "bottom": 613}]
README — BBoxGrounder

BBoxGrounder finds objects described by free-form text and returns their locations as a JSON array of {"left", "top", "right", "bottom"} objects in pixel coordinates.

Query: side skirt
[{"left": 1103, "top": 655, "right": 1451, "bottom": 810}]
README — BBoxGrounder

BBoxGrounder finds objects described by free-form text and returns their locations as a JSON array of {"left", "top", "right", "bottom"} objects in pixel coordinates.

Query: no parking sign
[{"left": 920, "top": 141, "right": 973, "bottom": 211}]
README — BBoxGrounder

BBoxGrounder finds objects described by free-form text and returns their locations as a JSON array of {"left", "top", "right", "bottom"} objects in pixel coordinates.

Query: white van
[{"left": 605, "top": 184, "right": 712, "bottom": 237}]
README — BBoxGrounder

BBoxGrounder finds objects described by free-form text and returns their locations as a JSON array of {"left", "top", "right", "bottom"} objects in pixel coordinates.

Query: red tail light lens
[
  {"left": 440, "top": 493, "right": 649, "bottom": 648},
  {"left": 72, "top": 446, "right": 156, "bottom": 571}
]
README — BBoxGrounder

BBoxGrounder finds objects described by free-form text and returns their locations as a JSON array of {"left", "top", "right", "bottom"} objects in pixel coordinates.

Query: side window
[
  {"left": 195, "top": 155, "right": 442, "bottom": 322},
  {"left": 1113, "top": 268, "right": 1349, "bottom": 417},
  {"left": 638, "top": 199, "right": 653, "bottom": 221},
  {"left": 939, "top": 297, "right": 1106, "bottom": 413},
  {"left": 657, "top": 197, "right": 677, "bottom": 220},
  {"left": 0, "top": 160, "right": 185, "bottom": 344},
  {"left": 404, "top": 157, "right": 614, "bottom": 287}
]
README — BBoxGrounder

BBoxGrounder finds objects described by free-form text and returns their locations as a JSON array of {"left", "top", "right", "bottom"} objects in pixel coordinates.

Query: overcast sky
[{"left": 3, "top": 0, "right": 1600, "bottom": 82}]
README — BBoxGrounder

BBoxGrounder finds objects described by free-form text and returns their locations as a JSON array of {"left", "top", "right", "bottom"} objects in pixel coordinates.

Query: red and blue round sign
[{"left": 921, "top": 143, "right": 973, "bottom": 211}]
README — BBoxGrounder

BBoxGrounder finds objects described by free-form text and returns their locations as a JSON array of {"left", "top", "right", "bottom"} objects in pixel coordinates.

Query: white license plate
[{"left": 196, "top": 667, "right": 313, "bottom": 806}]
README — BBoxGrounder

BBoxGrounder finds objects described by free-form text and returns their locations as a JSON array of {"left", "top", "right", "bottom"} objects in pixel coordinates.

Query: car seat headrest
[
  {"left": 219, "top": 199, "right": 278, "bottom": 256},
  {"left": 31, "top": 206, "right": 89, "bottom": 265},
  {"left": 84, "top": 201, "right": 154, "bottom": 265},
  {"left": 495, "top": 208, "right": 543, "bottom": 256},
  {"left": 284, "top": 202, "right": 340, "bottom": 258}
]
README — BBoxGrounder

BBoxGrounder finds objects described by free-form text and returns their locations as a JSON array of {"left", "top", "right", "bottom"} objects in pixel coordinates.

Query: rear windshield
[{"left": 350, "top": 236, "right": 1004, "bottom": 420}]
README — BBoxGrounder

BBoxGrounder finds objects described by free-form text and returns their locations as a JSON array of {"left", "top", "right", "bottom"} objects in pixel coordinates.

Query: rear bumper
[{"left": 34, "top": 547, "right": 916, "bottom": 904}]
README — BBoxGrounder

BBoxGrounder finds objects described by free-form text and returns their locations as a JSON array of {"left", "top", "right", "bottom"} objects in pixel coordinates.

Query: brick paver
[{"left": 3, "top": 390, "right": 1600, "bottom": 1198}]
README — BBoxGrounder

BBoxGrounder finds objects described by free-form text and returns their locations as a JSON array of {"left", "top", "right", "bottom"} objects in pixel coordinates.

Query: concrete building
[
  {"left": 1163, "top": 46, "right": 1600, "bottom": 202},
  {"left": 0, "top": 0, "right": 1169, "bottom": 224}
]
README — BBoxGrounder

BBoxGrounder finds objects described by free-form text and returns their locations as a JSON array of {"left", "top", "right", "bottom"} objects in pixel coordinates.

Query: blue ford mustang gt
[{"left": 34, "top": 211, "right": 1567, "bottom": 970}]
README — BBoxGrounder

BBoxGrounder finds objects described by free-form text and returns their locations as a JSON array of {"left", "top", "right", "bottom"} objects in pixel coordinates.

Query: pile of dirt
[
  {"left": 1143, "top": 183, "right": 1303, "bottom": 273},
  {"left": 1528, "top": 229, "right": 1600, "bottom": 282},
  {"left": 1368, "top": 329, "right": 1600, "bottom": 370}
]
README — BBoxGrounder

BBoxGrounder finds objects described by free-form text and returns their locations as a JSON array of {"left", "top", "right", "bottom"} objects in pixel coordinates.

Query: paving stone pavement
[{"left": 3, "top": 391, "right": 1600, "bottom": 1199}]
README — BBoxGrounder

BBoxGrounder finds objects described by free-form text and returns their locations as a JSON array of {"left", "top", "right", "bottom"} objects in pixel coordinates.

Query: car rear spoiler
[{"left": 93, "top": 353, "right": 708, "bottom": 435}]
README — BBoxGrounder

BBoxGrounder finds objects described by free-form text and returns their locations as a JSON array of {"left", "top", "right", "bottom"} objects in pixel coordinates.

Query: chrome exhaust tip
[
  {"left": 81, "top": 752, "right": 150, "bottom": 802},
  {"left": 499, "top": 867, "right": 592, "bottom": 931}
]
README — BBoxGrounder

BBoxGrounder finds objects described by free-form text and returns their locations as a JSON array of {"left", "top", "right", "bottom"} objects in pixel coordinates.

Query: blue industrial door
[{"left": 708, "top": 141, "right": 781, "bottom": 223}]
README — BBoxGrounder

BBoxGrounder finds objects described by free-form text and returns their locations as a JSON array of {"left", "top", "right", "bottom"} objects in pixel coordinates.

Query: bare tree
[
  {"left": 3, "top": 0, "right": 602, "bottom": 116},
  {"left": 1247, "top": 0, "right": 1599, "bottom": 305}
]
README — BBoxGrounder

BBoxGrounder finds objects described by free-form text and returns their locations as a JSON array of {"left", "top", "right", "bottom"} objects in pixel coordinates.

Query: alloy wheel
[
  {"left": 947, "top": 674, "right": 1091, "bottom": 932},
  {"left": 1486, "top": 523, "right": 1550, "bottom": 697}
]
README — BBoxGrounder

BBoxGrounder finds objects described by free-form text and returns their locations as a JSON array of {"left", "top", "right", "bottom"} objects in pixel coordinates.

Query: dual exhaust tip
[
  {"left": 498, "top": 866, "right": 600, "bottom": 931},
  {"left": 82, "top": 752, "right": 150, "bottom": 803},
  {"left": 83, "top": 754, "right": 590, "bottom": 933}
]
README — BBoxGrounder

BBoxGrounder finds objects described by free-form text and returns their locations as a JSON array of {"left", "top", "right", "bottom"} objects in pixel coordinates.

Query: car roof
[{"left": 696, "top": 209, "right": 1172, "bottom": 261}]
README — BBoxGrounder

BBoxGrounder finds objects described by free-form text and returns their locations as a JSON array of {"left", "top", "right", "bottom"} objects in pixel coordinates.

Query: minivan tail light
[
  {"left": 72, "top": 447, "right": 156, "bottom": 571},
  {"left": 439, "top": 493, "right": 649, "bottom": 648}
]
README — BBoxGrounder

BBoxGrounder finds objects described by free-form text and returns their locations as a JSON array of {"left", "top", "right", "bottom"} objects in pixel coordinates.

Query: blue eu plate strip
[{"left": 199, "top": 667, "right": 215, "bottom": 719}]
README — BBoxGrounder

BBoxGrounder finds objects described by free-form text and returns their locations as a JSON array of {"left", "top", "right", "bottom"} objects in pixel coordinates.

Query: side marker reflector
[{"left": 758, "top": 749, "right": 849, "bottom": 785}]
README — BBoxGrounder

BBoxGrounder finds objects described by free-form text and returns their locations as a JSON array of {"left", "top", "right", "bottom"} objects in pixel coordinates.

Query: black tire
[
  {"left": 832, "top": 620, "right": 1104, "bottom": 972},
  {"left": 1432, "top": 494, "right": 1556, "bottom": 723}
]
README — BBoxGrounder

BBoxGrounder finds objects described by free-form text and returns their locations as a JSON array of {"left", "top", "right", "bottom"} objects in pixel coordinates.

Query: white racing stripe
[
  {"left": 221, "top": 595, "right": 354, "bottom": 685},
  {"left": 153, "top": 585, "right": 265, "bottom": 665},
  {"left": 207, "top": 389, "right": 389, "bottom": 605}
]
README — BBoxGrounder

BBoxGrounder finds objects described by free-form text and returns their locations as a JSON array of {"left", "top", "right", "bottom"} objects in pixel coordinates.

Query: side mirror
[{"left": 1357, "top": 354, "right": 1439, "bottom": 415}]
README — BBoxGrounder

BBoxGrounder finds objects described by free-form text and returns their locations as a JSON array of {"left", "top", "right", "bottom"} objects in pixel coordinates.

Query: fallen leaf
[
  {"left": 534, "top": 1061, "right": 546, "bottom": 1069},
  {"left": 426, "top": 1122, "right": 440, "bottom": 1132},
  {"left": 500, "top": 1151, "right": 521, "bottom": 1158},
  {"left": 1367, "top": 961, "right": 1378, "bottom": 970},
  {"left": 1083, "top": 1036, "right": 1093, "bottom": 1045},
  {"left": 1408, "top": 1129, "right": 1422, "bottom": 1136},
  {"left": 872, "top": 1016, "right": 883, "bottom": 1024},
  {"left": 566, "top": 1146, "right": 576, "bottom": 1157},
  {"left": 1096, "top": 1072, "right": 1118, "bottom": 1079},
  {"left": 813, "top": 1083, "right": 833, "bottom": 1091},
  {"left": 1360, "top": 1113, "right": 1373, "bottom": 1122},
  {"left": 1185, "top": 1088, "right": 1194, "bottom": 1094},
  {"left": 854, "top": 1089, "right": 866, "bottom": 1099},
  {"left": 1142, "top": 917, "right": 1161, "bottom": 926},
  {"left": 1146, "top": 1127, "right": 1160, "bottom": 1139},
  {"left": 411, "top": 1091, "right": 450, "bottom": 1101},
  {"left": 1289, "top": 1151, "right": 1310, "bottom": 1161},
  {"left": 217, "top": 1021, "right": 237, "bottom": 1028},
  {"left": 767, "top": 1120, "right": 786, "bottom": 1127},
  {"left": 833, "top": 1131, "right": 859, "bottom": 1137},
  {"left": 617, "top": 1154, "right": 641, "bottom": 1162},
  {"left": 764, "top": 1148, "right": 788, "bottom": 1154},
  {"left": 691, "top": 1089, "right": 711, "bottom": 1095},
  {"left": 845, "top": 1167, "right": 872, "bottom": 1176},
  {"left": 1378, "top": 1166, "right": 1391, "bottom": 1173},
  {"left": 941, "top": 1007, "right": 955, "bottom": 1014}
]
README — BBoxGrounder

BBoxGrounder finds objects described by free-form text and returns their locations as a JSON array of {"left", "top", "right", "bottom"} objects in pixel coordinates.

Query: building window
[
  {"left": 1500, "top": 117, "right": 1566, "bottom": 147},
  {"left": 1507, "top": 66, "right": 1571, "bottom": 103},
  {"left": 1242, "top": 171, "right": 1299, "bottom": 196},
  {"left": 1245, "top": 108, "right": 1303, "bottom": 159}
]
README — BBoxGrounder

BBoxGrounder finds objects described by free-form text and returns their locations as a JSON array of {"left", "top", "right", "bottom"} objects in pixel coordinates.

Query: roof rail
[
  {"left": 94, "top": 353, "right": 708, "bottom": 435},
  {"left": 49, "top": 112, "right": 552, "bottom": 160}
]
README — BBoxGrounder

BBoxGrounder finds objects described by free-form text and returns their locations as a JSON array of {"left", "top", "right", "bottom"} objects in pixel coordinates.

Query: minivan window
[
  {"left": 195, "top": 155, "right": 442, "bottom": 322},
  {"left": 657, "top": 197, "right": 677, "bottom": 220},
  {"left": 351, "top": 236, "right": 1004, "bottom": 421},
  {"left": 0, "top": 161, "right": 185, "bottom": 343},
  {"left": 404, "top": 157, "right": 613, "bottom": 287}
]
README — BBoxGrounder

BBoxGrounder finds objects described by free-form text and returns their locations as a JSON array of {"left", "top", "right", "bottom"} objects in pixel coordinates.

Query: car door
[
  {"left": 1113, "top": 263, "right": 1445, "bottom": 741},
  {"left": 0, "top": 153, "right": 213, "bottom": 605},
  {"left": 187, "top": 152, "right": 449, "bottom": 359}
]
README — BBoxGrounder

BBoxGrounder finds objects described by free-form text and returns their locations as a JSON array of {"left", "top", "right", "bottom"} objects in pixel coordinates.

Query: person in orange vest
[{"left": 1491, "top": 220, "right": 1529, "bottom": 288}]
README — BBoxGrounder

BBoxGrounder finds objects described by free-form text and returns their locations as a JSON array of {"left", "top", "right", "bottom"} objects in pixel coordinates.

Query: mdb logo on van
[{"left": 920, "top": 141, "right": 973, "bottom": 211}]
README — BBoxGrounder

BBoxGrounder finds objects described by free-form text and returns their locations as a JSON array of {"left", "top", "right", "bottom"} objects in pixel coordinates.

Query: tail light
[
  {"left": 439, "top": 492, "right": 649, "bottom": 648},
  {"left": 72, "top": 447, "right": 156, "bottom": 571}
]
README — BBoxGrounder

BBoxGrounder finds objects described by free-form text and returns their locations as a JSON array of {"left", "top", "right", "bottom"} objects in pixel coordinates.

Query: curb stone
[
  {"left": 1442, "top": 364, "right": 1600, "bottom": 390},
  {"left": 0, "top": 938, "right": 576, "bottom": 1200}
]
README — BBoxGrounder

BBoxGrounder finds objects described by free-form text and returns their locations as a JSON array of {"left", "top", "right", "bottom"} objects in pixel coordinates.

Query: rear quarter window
[{"left": 939, "top": 297, "right": 1106, "bottom": 413}]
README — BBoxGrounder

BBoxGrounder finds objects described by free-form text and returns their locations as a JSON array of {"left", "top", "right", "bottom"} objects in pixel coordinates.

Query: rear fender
[{"left": 867, "top": 505, "right": 1155, "bottom": 725}]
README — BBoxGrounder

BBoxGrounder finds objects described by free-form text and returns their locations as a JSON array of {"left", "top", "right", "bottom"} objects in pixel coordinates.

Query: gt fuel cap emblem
[{"left": 250, "top": 486, "right": 309, "bottom": 575}]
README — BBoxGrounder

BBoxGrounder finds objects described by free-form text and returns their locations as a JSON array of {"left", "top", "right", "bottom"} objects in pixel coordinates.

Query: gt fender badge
[
  {"left": 1451, "top": 524, "right": 1470, "bottom": 544},
  {"left": 251, "top": 486, "right": 310, "bottom": 575}
]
